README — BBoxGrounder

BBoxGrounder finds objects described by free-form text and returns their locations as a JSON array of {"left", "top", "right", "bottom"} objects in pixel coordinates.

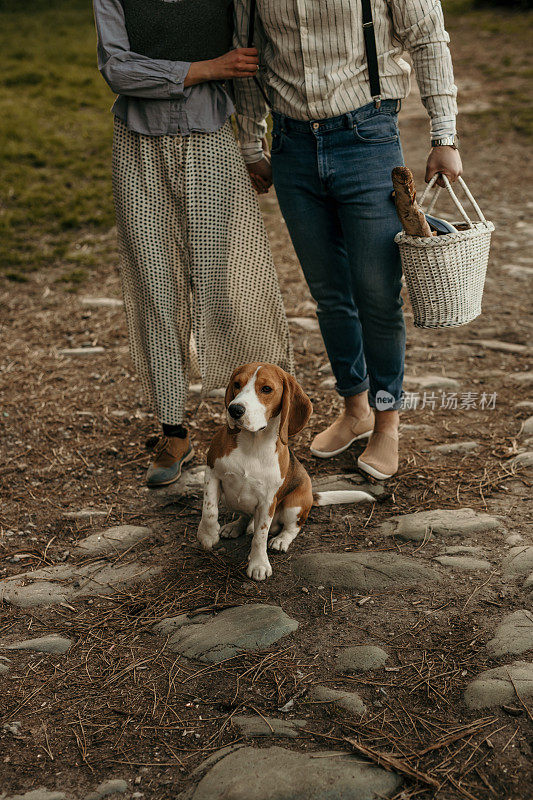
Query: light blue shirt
[{"left": 93, "top": 0, "right": 235, "bottom": 136}]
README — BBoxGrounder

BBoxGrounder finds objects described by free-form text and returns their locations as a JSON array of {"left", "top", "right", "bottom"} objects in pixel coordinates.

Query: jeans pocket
[
  {"left": 270, "top": 130, "right": 285, "bottom": 155},
  {"left": 353, "top": 113, "right": 399, "bottom": 144}
]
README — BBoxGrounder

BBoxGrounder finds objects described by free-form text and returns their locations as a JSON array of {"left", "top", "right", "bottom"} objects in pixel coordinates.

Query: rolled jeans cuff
[{"left": 336, "top": 377, "right": 370, "bottom": 398}]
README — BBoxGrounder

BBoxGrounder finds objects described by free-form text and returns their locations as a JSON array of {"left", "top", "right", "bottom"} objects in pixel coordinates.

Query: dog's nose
[{"left": 228, "top": 403, "right": 246, "bottom": 420}]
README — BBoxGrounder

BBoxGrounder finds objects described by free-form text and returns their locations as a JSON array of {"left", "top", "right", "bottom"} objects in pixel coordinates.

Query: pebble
[
  {"left": 186, "top": 746, "right": 400, "bottom": 800},
  {"left": 336, "top": 645, "right": 389, "bottom": 673},
  {"left": 381, "top": 508, "right": 502, "bottom": 542},
  {"left": 502, "top": 546, "right": 533, "bottom": 577},
  {"left": 507, "top": 372, "right": 533, "bottom": 386},
  {"left": 515, "top": 400, "right": 533, "bottom": 411},
  {"left": 403, "top": 375, "right": 460, "bottom": 391},
  {"left": 3, "top": 721, "right": 22, "bottom": 736},
  {"left": 3, "top": 635, "right": 72, "bottom": 655},
  {"left": 0, "top": 562, "right": 162, "bottom": 608},
  {"left": 158, "top": 605, "right": 298, "bottom": 664},
  {"left": 487, "top": 610, "right": 533, "bottom": 657},
  {"left": 292, "top": 552, "right": 439, "bottom": 590},
  {"left": 80, "top": 297, "right": 124, "bottom": 308},
  {"left": 84, "top": 780, "right": 128, "bottom": 800},
  {"left": 4, "top": 792, "right": 67, "bottom": 800},
  {"left": 309, "top": 685, "right": 367, "bottom": 715},
  {"left": 62, "top": 508, "right": 108, "bottom": 519},
  {"left": 73, "top": 525, "right": 152, "bottom": 557},
  {"left": 434, "top": 555, "right": 492, "bottom": 571},
  {"left": 231, "top": 715, "right": 305, "bottom": 738},
  {"left": 511, "top": 451, "right": 533, "bottom": 470},
  {"left": 430, "top": 441, "right": 479, "bottom": 455},
  {"left": 464, "top": 661, "right": 533, "bottom": 709},
  {"left": 519, "top": 416, "right": 533, "bottom": 437},
  {"left": 469, "top": 339, "right": 528, "bottom": 355},
  {"left": 287, "top": 316, "right": 319, "bottom": 331},
  {"left": 57, "top": 347, "right": 105, "bottom": 356}
]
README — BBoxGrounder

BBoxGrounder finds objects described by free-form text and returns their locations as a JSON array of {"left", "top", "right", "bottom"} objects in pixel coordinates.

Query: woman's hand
[
  {"left": 425, "top": 146, "right": 463, "bottom": 188},
  {"left": 185, "top": 48, "right": 259, "bottom": 86}
]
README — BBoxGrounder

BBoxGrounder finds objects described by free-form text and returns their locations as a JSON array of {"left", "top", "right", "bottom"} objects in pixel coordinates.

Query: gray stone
[
  {"left": 231, "top": 715, "right": 305, "bottom": 738},
  {"left": 337, "top": 646, "right": 388, "bottom": 673},
  {"left": 0, "top": 561, "right": 161, "bottom": 608},
  {"left": 525, "top": 572, "right": 533, "bottom": 589},
  {"left": 404, "top": 375, "right": 460, "bottom": 391},
  {"left": 430, "top": 441, "right": 479, "bottom": 454},
  {"left": 511, "top": 451, "right": 533, "bottom": 469},
  {"left": 162, "top": 605, "right": 298, "bottom": 663},
  {"left": 464, "top": 661, "right": 533, "bottom": 709},
  {"left": 62, "top": 508, "right": 108, "bottom": 519},
  {"left": 470, "top": 339, "right": 528, "bottom": 355},
  {"left": 0, "top": 662, "right": 10, "bottom": 675},
  {"left": 309, "top": 685, "right": 366, "bottom": 715},
  {"left": 381, "top": 508, "right": 502, "bottom": 542},
  {"left": 293, "top": 552, "right": 439, "bottom": 590},
  {"left": 80, "top": 297, "right": 124, "bottom": 308},
  {"left": 311, "top": 473, "right": 385, "bottom": 498},
  {"left": 58, "top": 347, "right": 105, "bottom": 356},
  {"left": 3, "top": 635, "right": 72, "bottom": 655},
  {"left": 3, "top": 721, "right": 22, "bottom": 736},
  {"left": 84, "top": 780, "right": 128, "bottom": 800},
  {"left": 288, "top": 316, "right": 319, "bottom": 331},
  {"left": 153, "top": 613, "right": 212, "bottom": 635},
  {"left": 434, "top": 555, "right": 492, "bottom": 571},
  {"left": 520, "top": 416, "right": 533, "bottom": 437},
  {"left": 515, "top": 401, "right": 533, "bottom": 411},
  {"left": 146, "top": 465, "right": 205, "bottom": 501},
  {"left": 487, "top": 610, "right": 533, "bottom": 657},
  {"left": 4, "top": 791, "right": 67, "bottom": 800},
  {"left": 74, "top": 525, "right": 152, "bottom": 556},
  {"left": 508, "top": 372, "right": 533, "bottom": 386},
  {"left": 502, "top": 546, "right": 533, "bottom": 577},
  {"left": 185, "top": 746, "right": 401, "bottom": 800}
]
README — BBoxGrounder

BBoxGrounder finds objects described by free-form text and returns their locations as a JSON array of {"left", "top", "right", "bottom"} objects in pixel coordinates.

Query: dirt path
[{"left": 1, "top": 21, "right": 533, "bottom": 800}]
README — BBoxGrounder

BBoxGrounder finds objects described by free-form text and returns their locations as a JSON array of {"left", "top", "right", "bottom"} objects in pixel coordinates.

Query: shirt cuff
[
  {"left": 168, "top": 61, "right": 191, "bottom": 97},
  {"left": 430, "top": 115, "right": 457, "bottom": 139},
  {"left": 241, "top": 141, "right": 265, "bottom": 164}
]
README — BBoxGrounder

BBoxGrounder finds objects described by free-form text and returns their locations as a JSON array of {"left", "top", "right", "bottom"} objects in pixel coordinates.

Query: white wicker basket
[{"left": 395, "top": 174, "right": 495, "bottom": 329}]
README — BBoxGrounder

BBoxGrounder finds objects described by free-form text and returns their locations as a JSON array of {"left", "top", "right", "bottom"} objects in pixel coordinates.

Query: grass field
[{"left": 0, "top": 0, "right": 531, "bottom": 282}]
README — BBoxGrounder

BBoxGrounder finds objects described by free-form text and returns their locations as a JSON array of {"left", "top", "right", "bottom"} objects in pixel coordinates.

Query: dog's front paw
[
  {"left": 246, "top": 558, "right": 273, "bottom": 581},
  {"left": 197, "top": 520, "right": 220, "bottom": 551},
  {"left": 269, "top": 532, "right": 294, "bottom": 552}
]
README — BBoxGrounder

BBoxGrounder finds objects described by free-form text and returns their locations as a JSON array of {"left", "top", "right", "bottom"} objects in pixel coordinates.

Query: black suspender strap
[
  {"left": 361, "top": 0, "right": 382, "bottom": 108},
  {"left": 247, "top": 0, "right": 271, "bottom": 108}
]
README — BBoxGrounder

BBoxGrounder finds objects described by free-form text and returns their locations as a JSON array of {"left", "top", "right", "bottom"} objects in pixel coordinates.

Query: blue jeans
[{"left": 271, "top": 100, "right": 405, "bottom": 410}]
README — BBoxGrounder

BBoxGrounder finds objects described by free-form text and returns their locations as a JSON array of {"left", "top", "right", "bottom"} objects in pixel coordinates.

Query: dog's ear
[
  {"left": 225, "top": 369, "right": 238, "bottom": 409},
  {"left": 279, "top": 372, "right": 313, "bottom": 445}
]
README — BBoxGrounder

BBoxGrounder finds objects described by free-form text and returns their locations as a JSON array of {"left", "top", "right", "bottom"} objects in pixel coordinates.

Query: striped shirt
[{"left": 233, "top": 0, "right": 458, "bottom": 162}]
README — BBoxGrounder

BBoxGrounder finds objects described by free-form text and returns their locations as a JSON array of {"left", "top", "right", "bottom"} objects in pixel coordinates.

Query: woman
[{"left": 93, "top": 0, "right": 293, "bottom": 487}]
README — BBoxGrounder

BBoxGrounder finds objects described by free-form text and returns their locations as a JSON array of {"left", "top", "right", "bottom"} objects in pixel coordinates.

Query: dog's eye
[
  {"left": 261, "top": 385, "right": 273, "bottom": 394},
  {"left": 234, "top": 381, "right": 241, "bottom": 390}
]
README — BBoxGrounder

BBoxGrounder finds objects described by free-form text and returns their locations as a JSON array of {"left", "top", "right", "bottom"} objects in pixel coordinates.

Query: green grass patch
[{"left": 0, "top": 0, "right": 115, "bottom": 276}]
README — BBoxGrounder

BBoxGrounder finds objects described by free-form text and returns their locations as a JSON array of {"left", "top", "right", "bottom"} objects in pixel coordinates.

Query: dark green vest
[{"left": 121, "top": 0, "right": 233, "bottom": 63}]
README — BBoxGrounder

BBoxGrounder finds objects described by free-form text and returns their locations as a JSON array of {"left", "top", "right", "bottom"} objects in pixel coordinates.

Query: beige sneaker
[
  {"left": 357, "top": 431, "right": 399, "bottom": 480},
  {"left": 310, "top": 410, "right": 374, "bottom": 458}
]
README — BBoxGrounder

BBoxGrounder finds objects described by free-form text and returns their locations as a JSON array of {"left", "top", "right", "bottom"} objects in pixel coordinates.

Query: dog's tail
[{"left": 313, "top": 490, "right": 375, "bottom": 507}]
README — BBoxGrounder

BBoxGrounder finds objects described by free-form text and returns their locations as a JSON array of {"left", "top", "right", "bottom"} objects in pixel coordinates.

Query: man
[{"left": 233, "top": 0, "right": 462, "bottom": 480}]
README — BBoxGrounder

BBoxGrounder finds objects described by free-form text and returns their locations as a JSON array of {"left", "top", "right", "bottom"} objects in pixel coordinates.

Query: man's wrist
[
  {"left": 241, "top": 141, "right": 265, "bottom": 164},
  {"left": 431, "top": 135, "right": 459, "bottom": 149}
]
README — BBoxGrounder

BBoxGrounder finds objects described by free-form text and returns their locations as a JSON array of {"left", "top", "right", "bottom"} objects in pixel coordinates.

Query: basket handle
[{"left": 419, "top": 174, "right": 488, "bottom": 229}]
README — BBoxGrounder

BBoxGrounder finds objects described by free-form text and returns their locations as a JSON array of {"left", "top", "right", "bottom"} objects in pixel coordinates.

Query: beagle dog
[{"left": 197, "top": 363, "right": 374, "bottom": 580}]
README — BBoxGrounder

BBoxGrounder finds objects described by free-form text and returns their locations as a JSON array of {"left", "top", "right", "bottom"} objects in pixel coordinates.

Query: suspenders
[
  {"left": 361, "top": 0, "right": 382, "bottom": 108},
  {"left": 247, "top": 0, "right": 382, "bottom": 110}
]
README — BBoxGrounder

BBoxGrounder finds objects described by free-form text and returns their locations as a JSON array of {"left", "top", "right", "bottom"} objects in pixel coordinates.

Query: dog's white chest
[{"left": 215, "top": 434, "right": 282, "bottom": 515}]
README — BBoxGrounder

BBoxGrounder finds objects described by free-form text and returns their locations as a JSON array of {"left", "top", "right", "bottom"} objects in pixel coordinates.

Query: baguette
[{"left": 392, "top": 166, "right": 435, "bottom": 237}]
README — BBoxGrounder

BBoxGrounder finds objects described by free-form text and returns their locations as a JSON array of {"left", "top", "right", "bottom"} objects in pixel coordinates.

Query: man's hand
[
  {"left": 246, "top": 139, "right": 273, "bottom": 194},
  {"left": 185, "top": 48, "right": 259, "bottom": 86},
  {"left": 425, "top": 146, "right": 463, "bottom": 188}
]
